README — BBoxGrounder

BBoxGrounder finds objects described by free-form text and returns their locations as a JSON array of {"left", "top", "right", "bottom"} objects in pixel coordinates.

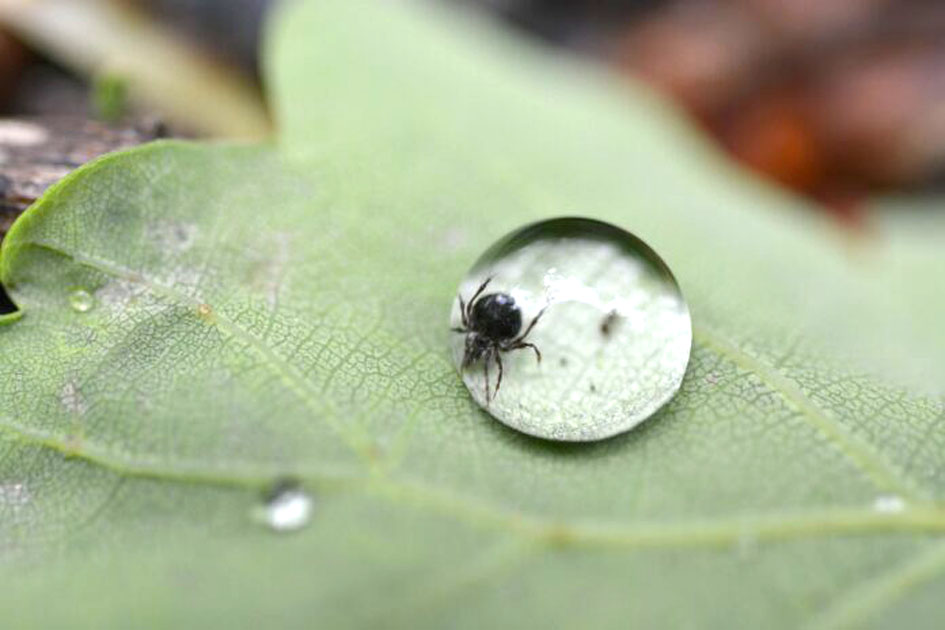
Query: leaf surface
[{"left": 1, "top": 1, "right": 944, "bottom": 628}]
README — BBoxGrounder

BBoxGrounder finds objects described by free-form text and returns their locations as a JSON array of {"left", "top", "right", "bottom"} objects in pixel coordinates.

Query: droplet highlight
[
  {"left": 256, "top": 479, "right": 313, "bottom": 532},
  {"left": 450, "top": 217, "right": 692, "bottom": 442},
  {"left": 872, "top": 494, "right": 906, "bottom": 514},
  {"left": 68, "top": 289, "right": 95, "bottom": 313}
]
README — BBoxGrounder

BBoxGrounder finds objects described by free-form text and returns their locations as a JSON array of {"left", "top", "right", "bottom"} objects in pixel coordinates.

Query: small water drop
[
  {"left": 257, "top": 479, "right": 313, "bottom": 532},
  {"left": 873, "top": 494, "right": 906, "bottom": 514},
  {"left": 68, "top": 289, "right": 95, "bottom": 313},
  {"left": 450, "top": 217, "right": 692, "bottom": 442}
]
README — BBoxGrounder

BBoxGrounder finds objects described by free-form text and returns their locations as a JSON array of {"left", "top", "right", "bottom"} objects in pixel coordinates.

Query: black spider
[{"left": 452, "top": 277, "right": 545, "bottom": 403}]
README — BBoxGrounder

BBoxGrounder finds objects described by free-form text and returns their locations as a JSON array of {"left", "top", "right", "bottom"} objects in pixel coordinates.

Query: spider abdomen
[{"left": 470, "top": 293, "right": 522, "bottom": 340}]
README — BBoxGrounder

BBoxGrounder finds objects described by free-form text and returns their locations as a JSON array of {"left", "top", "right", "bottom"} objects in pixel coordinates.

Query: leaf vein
[
  {"left": 16, "top": 239, "right": 377, "bottom": 464},
  {"left": 694, "top": 325, "right": 925, "bottom": 501}
]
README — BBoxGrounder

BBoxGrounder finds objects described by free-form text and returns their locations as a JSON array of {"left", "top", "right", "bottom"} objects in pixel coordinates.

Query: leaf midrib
[{"left": 3, "top": 414, "right": 945, "bottom": 553}]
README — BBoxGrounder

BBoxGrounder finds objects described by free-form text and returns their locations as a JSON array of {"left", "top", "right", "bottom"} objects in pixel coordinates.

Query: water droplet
[
  {"left": 450, "top": 217, "right": 692, "bottom": 441},
  {"left": 68, "top": 289, "right": 95, "bottom": 313},
  {"left": 256, "top": 479, "right": 313, "bottom": 532},
  {"left": 873, "top": 494, "right": 906, "bottom": 514}
]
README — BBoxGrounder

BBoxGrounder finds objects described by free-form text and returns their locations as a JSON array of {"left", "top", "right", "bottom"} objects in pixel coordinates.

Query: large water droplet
[
  {"left": 450, "top": 217, "right": 691, "bottom": 442},
  {"left": 68, "top": 289, "right": 95, "bottom": 313},
  {"left": 256, "top": 480, "right": 313, "bottom": 532}
]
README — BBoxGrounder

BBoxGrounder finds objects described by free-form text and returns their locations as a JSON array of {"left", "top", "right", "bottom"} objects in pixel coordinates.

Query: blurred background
[{"left": 0, "top": 0, "right": 942, "bottom": 231}]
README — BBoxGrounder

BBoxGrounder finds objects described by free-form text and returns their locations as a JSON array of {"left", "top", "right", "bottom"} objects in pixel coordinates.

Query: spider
[{"left": 452, "top": 277, "right": 546, "bottom": 403}]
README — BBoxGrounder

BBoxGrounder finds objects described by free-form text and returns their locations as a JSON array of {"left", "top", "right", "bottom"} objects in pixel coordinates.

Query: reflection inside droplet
[
  {"left": 257, "top": 479, "right": 313, "bottom": 532},
  {"left": 449, "top": 217, "right": 692, "bottom": 442},
  {"left": 68, "top": 289, "right": 95, "bottom": 313}
]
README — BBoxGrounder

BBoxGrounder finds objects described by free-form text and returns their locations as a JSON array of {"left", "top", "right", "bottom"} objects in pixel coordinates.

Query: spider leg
[
  {"left": 494, "top": 349, "right": 504, "bottom": 398},
  {"left": 466, "top": 276, "right": 493, "bottom": 321},
  {"left": 514, "top": 306, "right": 547, "bottom": 344},
  {"left": 505, "top": 341, "right": 541, "bottom": 364}
]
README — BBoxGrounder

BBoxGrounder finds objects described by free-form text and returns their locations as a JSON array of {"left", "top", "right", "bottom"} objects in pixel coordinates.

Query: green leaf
[{"left": 1, "top": 1, "right": 944, "bottom": 627}]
